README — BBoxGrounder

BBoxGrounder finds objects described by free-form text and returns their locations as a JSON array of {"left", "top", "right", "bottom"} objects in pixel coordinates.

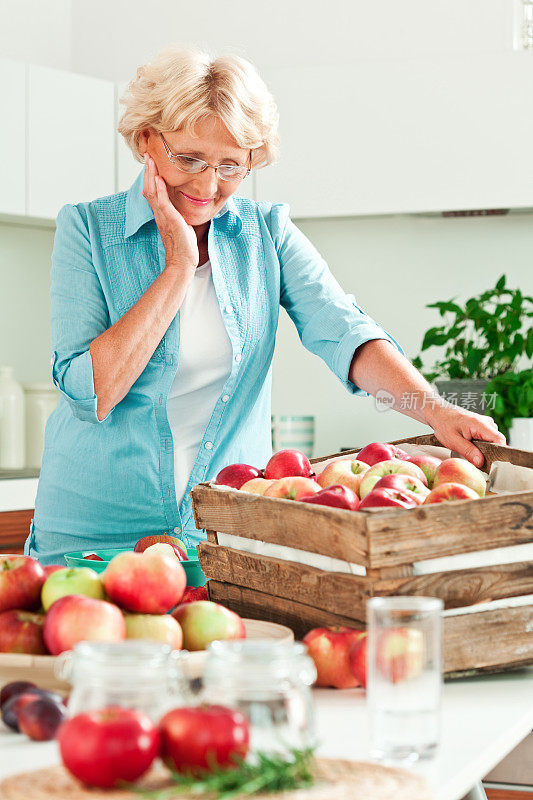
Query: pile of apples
[
  {"left": 303, "top": 624, "right": 424, "bottom": 690},
  {"left": 0, "top": 545, "right": 243, "bottom": 662},
  {"left": 215, "top": 442, "right": 487, "bottom": 510}
]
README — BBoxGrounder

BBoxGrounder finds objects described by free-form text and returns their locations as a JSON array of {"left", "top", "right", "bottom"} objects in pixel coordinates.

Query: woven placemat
[{"left": 0, "top": 758, "right": 430, "bottom": 800}]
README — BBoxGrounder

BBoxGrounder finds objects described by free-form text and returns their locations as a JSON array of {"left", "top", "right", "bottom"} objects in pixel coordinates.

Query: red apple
[
  {"left": 134, "top": 533, "right": 187, "bottom": 554},
  {"left": 0, "top": 610, "right": 46, "bottom": 654},
  {"left": 432, "top": 457, "right": 486, "bottom": 497},
  {"left": 160, "top": 705, "right": 250, "bottom": 775},
  {"left": 356, "top": 443, "right": 408, "bottom": 467},
  {"left": 300, "top": 484, "right": 360, "bottom": 511},
  {"left": 359, "top": 459, "right": 427, "bottom": 499},
  {"left": 180, "top": 585, "right": 208, "bottom": 605},
  {"left": 377, "top": 627, "right": 425, "bottom": 683},
  {"left": 263, "top": 476, "right": 320, "bottom": 501},
  {"left": 41, "top": 567, "right": 105, "bottom": 611},
  {"left": 302, "top": 626, "right": 364, "bottom": 689},
  {"left": 171, "top": 600, "right": 246, "bottom": 651},
  {"left": 103, "top": 551, "right": 186, "bottom": 614},
  {"left": 0, "top": 556, "right": 46, "bottom": 613},
  {"left": 82, "top": 553, "right": 104, "bottom": 561},
  {"left": 264, "top": 449, "right": 313, "bottom": 479},
  {"left": 58, "top": 707, "right": 160, "bottom": 788},
  {"left": 215, "top": 463, "right": 262, "bottom": 490},
  {"left": 371, "top": 473, "right": 429, "bottom": 500},
  {"left": 125, "top": 613, "right": 183, "bottom": 649},
  {"left": 359, "top": 488, "right": 421, "bottom": 509},
  {"left": 18, "top": 695, "right": 67, "bottom": 741},
  {"left": 317, "top": 459, "right": 369, "bottom": 497},
  {"left": 349, "top": 632, "right": 368, "bottom": 688},
  {"left": 43, "top": 564, "right": 67, "bottom": 576},
  {"left": 404, "top": 454, "right": 442, "bottom": 488},
  {"left": 43, "top": 595, "right": 126, "bottom": 656},
  {"left": 240, "top": 477, "right": 277, "bottom": 495},
  {"left": 423, "top": 482, "right": 480, "bottom": 504}
]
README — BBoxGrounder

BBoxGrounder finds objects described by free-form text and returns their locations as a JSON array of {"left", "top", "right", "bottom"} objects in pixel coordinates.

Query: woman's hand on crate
[{"left": 424, "top": 403, "right": 506, "bottom": 468}]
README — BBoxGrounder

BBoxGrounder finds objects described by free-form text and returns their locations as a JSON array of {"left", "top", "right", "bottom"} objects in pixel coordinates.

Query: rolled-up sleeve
[
  {"left": 271, "top": 203, "right": 404, "bottom": 395},
  {"left": 51, "top": 204, "right": 111, "bottom": 423}
]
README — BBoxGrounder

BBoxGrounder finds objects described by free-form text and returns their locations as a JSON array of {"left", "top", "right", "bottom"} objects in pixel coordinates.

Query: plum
[
  {"left": 2, "top": 688, "right": 63, "bottom": 731},
  {"left": 18, "top": 696, "right": 67, "bottom": 740},
  {"left": 0, "top": 680, "right": 37, "bottom": 709}
]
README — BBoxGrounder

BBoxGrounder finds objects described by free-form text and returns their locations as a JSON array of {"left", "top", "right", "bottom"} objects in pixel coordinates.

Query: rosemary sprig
[{"left": 137, "top": 747, "right": 316, "bottom": 799}]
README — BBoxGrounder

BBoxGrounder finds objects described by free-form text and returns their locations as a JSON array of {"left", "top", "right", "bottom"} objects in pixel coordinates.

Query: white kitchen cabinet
[
  {"left": 0, "top": 60, "right": 26, "bottom": 216},
  {"left": 116, "top": 81, "right": 255, "bottom": 200},
  {"left": 28, "top": 65, "right": 115, "bottom": 220},
  {"left": 256, "top": 53, "right": 533, "bottom": 217}
]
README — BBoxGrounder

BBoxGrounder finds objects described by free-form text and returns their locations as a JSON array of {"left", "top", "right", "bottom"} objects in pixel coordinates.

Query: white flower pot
[{"left": 509, "top": 418, "right": 533, "bottom": 451}]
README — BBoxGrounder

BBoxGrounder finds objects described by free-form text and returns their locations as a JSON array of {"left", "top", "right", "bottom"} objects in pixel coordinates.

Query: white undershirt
[{"left": 167, "top": 260, "right": 233, "bottom": 504}]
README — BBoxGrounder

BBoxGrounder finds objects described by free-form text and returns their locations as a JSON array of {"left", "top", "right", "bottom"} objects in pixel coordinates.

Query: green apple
[
  {"left": 125, "top": 613, "right": 182, "bottom": 649},
  {"left": 41, "top": 567, "right": 105, "bottom": 611}
]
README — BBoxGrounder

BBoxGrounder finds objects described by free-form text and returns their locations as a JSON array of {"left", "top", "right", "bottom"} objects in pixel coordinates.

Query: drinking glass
[{"left": 367, "top": 596, "right": 443, "bottom": 763}]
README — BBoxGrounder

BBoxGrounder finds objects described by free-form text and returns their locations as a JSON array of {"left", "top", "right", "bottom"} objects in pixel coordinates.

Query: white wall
[
  {"left": 70, "top": 0, "right": 511, "bottom": 83},
  {"left": 0, "top": 0, "right": 72, "bottom": 70}
]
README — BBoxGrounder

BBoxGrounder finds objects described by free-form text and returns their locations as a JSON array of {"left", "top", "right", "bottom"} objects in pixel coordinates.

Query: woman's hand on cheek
[
  {"left": 142, "top": 153, "right": 199, "bottom": 272},
  {"left": 425, "top": 402, "right": 506, "bottom": 468}
]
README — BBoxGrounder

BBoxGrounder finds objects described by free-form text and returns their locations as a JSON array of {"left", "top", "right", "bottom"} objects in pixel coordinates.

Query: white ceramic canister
[
  {"left": 23, "top": 382, "right": 59, "bottom": 469},
  {"left": 0, "top": 366, "right": 25, "bottom": 469}
]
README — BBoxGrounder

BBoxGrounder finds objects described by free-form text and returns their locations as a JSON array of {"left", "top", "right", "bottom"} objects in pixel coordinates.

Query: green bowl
[{"left": 64, "top": 547, "right": 206, "bottom": 587}]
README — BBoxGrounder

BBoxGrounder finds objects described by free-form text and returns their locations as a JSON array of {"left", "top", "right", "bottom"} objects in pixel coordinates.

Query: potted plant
[
  {"left": 485, "top": 369, "right": 533, "bottom": 449},
  {"left": 412, "top": 275, "right": 533, "bottom": 414}
]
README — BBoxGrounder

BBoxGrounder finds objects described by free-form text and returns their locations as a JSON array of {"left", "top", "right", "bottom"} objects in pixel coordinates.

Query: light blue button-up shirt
[{"left": 28, "top": 170, "right": 402, "bottom": 564}]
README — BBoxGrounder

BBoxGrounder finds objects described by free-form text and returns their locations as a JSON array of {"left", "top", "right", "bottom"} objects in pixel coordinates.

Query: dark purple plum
[
  {"left": 18, "top": 697, "right": 67, "bottom": 740},
  {"left": 0, "top": 680, "right": 37, "bottom": 709},
  {"left": 1, "top": 688, "right": 63, "bottom": 731}
]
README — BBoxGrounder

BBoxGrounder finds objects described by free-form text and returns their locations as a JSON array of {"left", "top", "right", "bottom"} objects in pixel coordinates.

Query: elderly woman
[{"left": 27, "top": 46, "right": 504, "bottom": 564}]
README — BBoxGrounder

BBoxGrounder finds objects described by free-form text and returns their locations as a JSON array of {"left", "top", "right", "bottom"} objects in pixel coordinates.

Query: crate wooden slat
[
  {"left": 193, "top": 485, "right": 533, "bottom": 569},
  {"left": 192, "top": 484, "right": 370, "bottom": 564},
  {"left": 207, "top": 581, "right": 533, "bottom": 675},
  {"left": 192, "top": 437, "right": 533, "bottom": 675},
  {"left": 198, "top": 542, "right": 533, "bottom": 617}
]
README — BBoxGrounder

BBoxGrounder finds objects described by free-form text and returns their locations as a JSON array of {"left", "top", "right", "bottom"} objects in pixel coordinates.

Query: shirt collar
[{"left": 124, "top": 169, "right": 243, "bottom": 239}]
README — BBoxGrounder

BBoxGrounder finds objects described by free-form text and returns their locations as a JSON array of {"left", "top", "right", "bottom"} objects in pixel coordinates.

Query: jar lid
[
  {"left": 204, "top": 640, "right": 317, "bottom": 686},
  {"left": 64, "top": 641, "right": 174, "bottom": 685}
]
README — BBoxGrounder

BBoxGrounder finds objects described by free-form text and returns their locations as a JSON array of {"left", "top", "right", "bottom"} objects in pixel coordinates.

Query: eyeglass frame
[{"left": 158, "top": 132, "right": 252, "bottom": 181}]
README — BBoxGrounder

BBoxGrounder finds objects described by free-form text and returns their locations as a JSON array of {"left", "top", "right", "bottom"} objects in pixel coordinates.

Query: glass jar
[
  {"left": 56, "top": 640, "right": 190, "bottom": 722},
  {"left": 202, "top": 640, "right": 317, "bottom": 756}
]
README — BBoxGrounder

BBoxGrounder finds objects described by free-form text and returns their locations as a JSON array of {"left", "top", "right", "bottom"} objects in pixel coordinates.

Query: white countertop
[{"left": 1, "top": 669, "right": 532, "bottom": 799}]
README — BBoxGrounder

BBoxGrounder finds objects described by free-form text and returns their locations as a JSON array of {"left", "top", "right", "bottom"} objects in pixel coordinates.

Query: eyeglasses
[{"left": 159, "top": 133, "right": 252, "bottom": 182}]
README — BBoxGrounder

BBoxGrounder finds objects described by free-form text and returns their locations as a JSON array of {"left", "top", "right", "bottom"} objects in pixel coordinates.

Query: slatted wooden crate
[{"left": 192, "top": 435, "right": 533, "bottom": 676}]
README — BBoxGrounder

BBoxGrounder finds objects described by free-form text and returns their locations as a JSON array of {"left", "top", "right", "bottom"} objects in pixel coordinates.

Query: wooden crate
[{"left": 192, "top": 435, "right": 533, "bottom": 676}]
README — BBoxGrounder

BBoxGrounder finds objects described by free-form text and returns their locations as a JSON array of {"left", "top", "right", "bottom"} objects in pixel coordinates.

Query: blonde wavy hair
[{"left": 118, "top": 45, "right": 280, "bottom": 169}]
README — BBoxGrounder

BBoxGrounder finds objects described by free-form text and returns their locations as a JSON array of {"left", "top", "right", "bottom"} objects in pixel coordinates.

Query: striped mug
[{"left": 271, "top": 415, "right": 315, "bottom": 459}]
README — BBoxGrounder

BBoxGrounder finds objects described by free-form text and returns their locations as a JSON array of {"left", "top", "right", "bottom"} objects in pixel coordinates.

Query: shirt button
[
  {"left": 235, "top": 353, "right": 242, "bottom": 363},
  {"left": 205, "top": 441, "right": 213, "bottom": 450},
  {"left": 225, "top": 304, "right": 233, "bottom": 314},
  {"left": 222, "top": 394, "right": 230, "bottom": 403},
  {"left": 174, "top": 526, "right": 181, "bottom": 534}
]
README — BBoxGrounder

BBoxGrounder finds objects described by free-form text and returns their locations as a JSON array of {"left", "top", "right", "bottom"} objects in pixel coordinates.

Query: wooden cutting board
[{"left": 0, "top": 759, "right": 431, "bottom": 800}]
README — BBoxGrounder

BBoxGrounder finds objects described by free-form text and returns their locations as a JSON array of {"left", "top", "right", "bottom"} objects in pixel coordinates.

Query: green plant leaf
[
  {"left": 495, "top": 274, "right": 506, "bottom": 291},
  {"left": 421, "top": 327, "right": 447, "bottom": 350}
]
